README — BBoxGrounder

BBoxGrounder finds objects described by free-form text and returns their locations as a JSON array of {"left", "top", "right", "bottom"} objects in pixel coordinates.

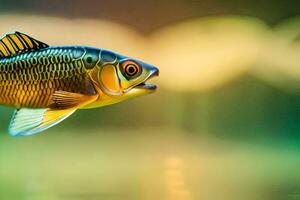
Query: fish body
[
  {"left": 0, "top": 46, "right": 95, "bottom": 108},
  {"left": 0, "top": 32, "right": 158, "bottom": 136}
]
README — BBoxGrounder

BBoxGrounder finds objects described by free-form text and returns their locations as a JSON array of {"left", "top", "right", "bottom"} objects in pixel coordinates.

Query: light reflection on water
[{"left": 1, "top": 128, "right": 300, "bottom": 200}]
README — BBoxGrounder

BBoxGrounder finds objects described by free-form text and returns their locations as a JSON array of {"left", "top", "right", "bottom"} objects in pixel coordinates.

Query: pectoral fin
[
  {"left": 51, "top": 91, "right": 98, "bottom": 109},
  {"left": 9, "top": 91, "right": 98, "bottom": 136},
  {"left": 9, "top": 108, "right": 76, "bottom": 136}
]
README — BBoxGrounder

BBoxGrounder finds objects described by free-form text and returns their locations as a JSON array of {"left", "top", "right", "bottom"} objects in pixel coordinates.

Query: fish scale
[{"left": 0, "top": 47, "right": 94, "bottom": 108}]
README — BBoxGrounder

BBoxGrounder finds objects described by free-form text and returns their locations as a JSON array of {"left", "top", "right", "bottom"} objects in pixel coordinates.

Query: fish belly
[{"left": 0, "top": 74, "right": 92, "bottom": 108}]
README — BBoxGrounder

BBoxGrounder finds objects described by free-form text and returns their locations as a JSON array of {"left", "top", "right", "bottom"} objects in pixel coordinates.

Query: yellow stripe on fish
[{"left": 0, "top": 32, "right": 158, "bottom": 136}]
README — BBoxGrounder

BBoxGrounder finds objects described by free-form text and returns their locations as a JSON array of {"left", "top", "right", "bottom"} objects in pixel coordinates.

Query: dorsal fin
[{"left": 0, "top": 31, "right": 49, "bottom": 58}]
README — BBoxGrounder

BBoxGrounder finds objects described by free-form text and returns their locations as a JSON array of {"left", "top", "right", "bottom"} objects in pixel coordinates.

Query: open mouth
[{"left": 135, "top": 69, "right": 159, "bottom": 90}]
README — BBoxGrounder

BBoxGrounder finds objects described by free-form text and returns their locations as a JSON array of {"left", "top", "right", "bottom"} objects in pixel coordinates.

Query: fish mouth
[{"left": 135, "top": 69, "right": 159, "bottom": 91}]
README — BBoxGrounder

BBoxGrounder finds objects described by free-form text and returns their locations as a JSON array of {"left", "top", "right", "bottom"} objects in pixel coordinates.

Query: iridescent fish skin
[
  {"left": 0, "top": 47, "right": 95, "bottom": 108},
  {"left": 0, "top": 32, "right": 158, "bottom": 136}
]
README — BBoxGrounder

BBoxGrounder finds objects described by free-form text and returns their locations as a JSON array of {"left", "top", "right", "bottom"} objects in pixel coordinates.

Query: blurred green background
[{"left": 0, "top": 0, "right": 300, "bottom": 199}]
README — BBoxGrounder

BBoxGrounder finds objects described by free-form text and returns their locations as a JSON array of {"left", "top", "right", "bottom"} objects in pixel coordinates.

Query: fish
[{"left": 0, "top": 32, "right": 159, "bottom": 136}]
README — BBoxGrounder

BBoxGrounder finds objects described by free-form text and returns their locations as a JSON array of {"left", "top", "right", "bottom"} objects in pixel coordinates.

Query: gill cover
[
  {"left": 100, "top": 65, "right": 121, "bottom": 94},
  {"left": 89, "top": 64, "right": 122, "bottom": 96}
]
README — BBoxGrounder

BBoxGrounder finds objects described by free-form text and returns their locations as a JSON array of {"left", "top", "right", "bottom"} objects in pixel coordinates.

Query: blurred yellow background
[{"left": 0, "top": 0, "right": 300, "bottom": 199}]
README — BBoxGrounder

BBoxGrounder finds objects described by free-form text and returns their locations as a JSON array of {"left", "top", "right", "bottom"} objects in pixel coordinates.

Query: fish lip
[
  {"left": 135, "top": 83, "right": 157, "bottom": 90},
  {"left": 135, "top": 69, "right": 159, "bottom": 90}
]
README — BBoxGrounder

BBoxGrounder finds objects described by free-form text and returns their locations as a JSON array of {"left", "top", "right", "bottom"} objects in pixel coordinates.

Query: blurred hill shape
[{"left": 1, "top": 15, "right": 300, "bottom": 92}]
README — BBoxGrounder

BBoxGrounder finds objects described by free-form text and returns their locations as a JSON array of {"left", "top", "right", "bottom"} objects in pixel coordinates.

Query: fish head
[
  {"left": 87, "top": 48, "right": 159, "bottom": 105},
  {"left": 116, "top": 58, "right": 159, "bottom": 97}
]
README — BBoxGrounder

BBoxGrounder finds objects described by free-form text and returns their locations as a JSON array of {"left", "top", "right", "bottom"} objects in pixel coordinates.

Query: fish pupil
[{"left": 128, "top": 66, "right": 136, "bottom": 74}]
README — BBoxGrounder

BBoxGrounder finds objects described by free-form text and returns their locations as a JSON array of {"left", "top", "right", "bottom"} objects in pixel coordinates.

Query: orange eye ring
[
  {"left": 125, "top": 64, "right": 138, "bottom": 76},
  {"left": 121, "top": 61, "right": 142, "bottom": 79}
]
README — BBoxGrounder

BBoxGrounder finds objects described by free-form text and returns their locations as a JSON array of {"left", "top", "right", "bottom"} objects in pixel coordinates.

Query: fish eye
[
  {"left": 125, "top": 64, "right": 138, "bottom": 76},
  {"left": 120, "top": 61, "right": 142, "bottom": 79}
]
